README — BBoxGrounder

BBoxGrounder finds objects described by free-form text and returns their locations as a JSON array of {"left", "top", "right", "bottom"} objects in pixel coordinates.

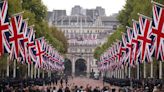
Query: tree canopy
[
  {"left": 8, "top": 0, "right": 68, "bottom": 54},
  {"left": 0, "top": 0, "right": 68, "bottom": 75},
  {"left": 94, "top": 0, "right": 164, "bottom": 60}
]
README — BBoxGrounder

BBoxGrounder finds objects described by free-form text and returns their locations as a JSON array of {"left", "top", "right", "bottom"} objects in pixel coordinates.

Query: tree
[
  {"left": 0, "top": 0, "right": 68, "bottom": 76},
  {"left": 94, "top": 0, "right": 163, "bottom": 60}
]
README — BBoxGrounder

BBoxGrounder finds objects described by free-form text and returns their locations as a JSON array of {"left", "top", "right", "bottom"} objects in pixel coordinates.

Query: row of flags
[
  {"left": 98, "top": 1, "right": 164, "bottom": 72},
  {"left": 68, "top": 39, "right": 99, "bottom": 46},
  {"left": 76, "top": 34, "right": 97, "bottom": 41},
  {"left": 68, "top": 33, "right": 98, "bottom": 41},
  {"left": 0, "top": 0, "right": 64, "bottom": 71}
]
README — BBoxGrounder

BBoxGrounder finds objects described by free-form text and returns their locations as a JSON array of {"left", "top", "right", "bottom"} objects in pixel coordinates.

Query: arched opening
[
  {"left": 75, "top": 58, "right": 87, "bottom": 76},
  {"left": 64, "top": 58, "right": 72, "bottom": 76}
]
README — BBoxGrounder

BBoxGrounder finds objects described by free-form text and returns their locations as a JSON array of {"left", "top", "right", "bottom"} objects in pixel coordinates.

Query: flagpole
[
  {"left": 159, "top": 61, "right": 162, "bottom": 79},
  {"left": 122, "top": 68, "right": 125, "bottom": 79},
  {"left": 125, "top": 66, "right": 128, "bottom": 78},
  {"left": 150, "top": 62, "right": 153, "bottom": 78},
  {"left": 13, "top": 60, "right": 16, "bottom": 78},
  {"left": 48, "top": 71, "right": 50, "bottom": 77},
  {"left": 34, "top": 66, "right": 36, "bottom": 78},
  {"left": 27, "top": 62, "right": 30, "bottom": 78},
  {"left": 11, "top": 11, "right": 24, "bottom": 17},
  {"left": 6, "top": 56, "right": 10, "bottom": 77},
  {"left": 128, "top": 66, "right": 131, "bottom": 78},
  {"left": 137, "top": 61, "right": 140, "bottom": 79},
  {"left": 143, "top": 61, "right": 147, "bottom": 78},
  {"left": 37, "top": 68, "right": 40, "bottom": 78},
  {"left": 42, "top": 70, "right": 45, "bottom": 79},
  {"left": 28, "top": 25, "right": 35, "bottom": 28},
  {"left": 31, "top": 62, "right": 33, "bottom": 79},
  {"left": 151, "top": 0, "right": 164, "bottom": 7},
  {"left": 137, "top": 13, "right": 152, "bottom": 20},
  {"left": 119, "top": 69, "right": 121, "bottom": 79}
]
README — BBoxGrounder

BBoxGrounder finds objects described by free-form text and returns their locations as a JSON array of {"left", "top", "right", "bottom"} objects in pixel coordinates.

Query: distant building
[
  {"left": 71, "top": 5, "right": 85, "bottom": 15},
  {"left": 86, "top": 6, "right": 106, "bottom": 19},
  {"left": 47, "top": 6, "right": 119, "bottom": 76},
  {"left": 96, "top": 6, "right": 106, "bottom": 16}
]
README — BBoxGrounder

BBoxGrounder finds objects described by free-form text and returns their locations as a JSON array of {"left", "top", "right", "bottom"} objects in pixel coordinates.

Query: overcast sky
[{"left": 42, "top": 0, "right": 126, "bottom": 16}]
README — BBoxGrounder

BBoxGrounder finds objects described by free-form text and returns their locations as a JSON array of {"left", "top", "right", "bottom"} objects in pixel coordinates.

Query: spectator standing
[
  {"left": 65, "top": 77, "right": 68, "bottom": 86},
  {"left": 60, "top": 78, "right": 63, "bottom": 86},
  {"left": 65, "top": 87, "right": 71, "bottom": 92}
]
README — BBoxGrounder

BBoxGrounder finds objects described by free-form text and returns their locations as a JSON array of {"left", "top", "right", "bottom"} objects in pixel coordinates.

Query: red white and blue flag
[
  {"left": 152, "top": 3, "right": 164, "bottom": 61},
  {"left": 125, "top": 27, "right": 134, "bottom": 66},
  {"left": 0, "top": 0, "right": 10, "bottom": 56},
  {"left": 132, "top": 20, "right": 140, "bottom": 64},
  {"left": 137, "top": 15, "right": 153, "bottom": 63},
  {"left": 35, "top": 37, "right": 45, "bottom": 67},
  {"left": 27, "top": 26, "right": 36, "bottom": 62},
  {"left": 9, "top": 14, "right": 24, "bottom": 60}
]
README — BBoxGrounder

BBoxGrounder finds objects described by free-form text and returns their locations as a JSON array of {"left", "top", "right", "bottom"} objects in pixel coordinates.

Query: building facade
[{"left": 47, "top": 6, "right": 119, "bottom": 76}]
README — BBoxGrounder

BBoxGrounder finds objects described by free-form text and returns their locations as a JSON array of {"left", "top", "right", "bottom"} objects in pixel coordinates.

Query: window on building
[{"left": 113, "top": 25, "right": 117, "bottom": 30}]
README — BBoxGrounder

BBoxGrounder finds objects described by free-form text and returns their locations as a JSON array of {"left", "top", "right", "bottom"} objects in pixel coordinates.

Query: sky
[{"left": 42, "top": 0, "right": 126, "bottom": 16}]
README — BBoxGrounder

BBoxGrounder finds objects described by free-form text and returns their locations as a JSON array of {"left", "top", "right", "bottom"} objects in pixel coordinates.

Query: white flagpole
[
  {"left": 143, "top": 61, "right": 147, "bottom": 78},
  {"left": 125, "top": 66, "right": 128, "bottom": 78},
  {"left": 150, "top": 62, "right": 153, "bottom": 78},
  {"left": 28, "top": 63, "right": 30, "bottom": 77},
  {"left": 137, "top": 62, "right": 140, "bottom": 79},
  {"left": 6, "top": 57, "right": 9, "bottom": 77},
  {"left": 31, "top": 62, "right": 33, "bottom": 79},
  {"left": 13, "top": 60, "right": 16, "bottom": 78},
  {"left": 42, "top": 70, "right": 45, "bottom": 78},
  {"left": 34, "top": 67, "right": 36, "bottom": 78},
  {"left": 37, "top": 68, "right": 40, "bottom": 78},
  {"left": 48, "top": 71, "right": 50, "bottom": 77},
  {"left": 122, "top": 68, "right": 124, "bottom": 79},
  {"left": 11, "top": 11, "right": 24, "bottom": 17},
  {"left": 151, "top": 0, "right": 164, "bottom": 7},
  {"left": 128, "top": 66, "right": 131, "bottom": 78},
  {"left": 159, "top": 61, "right": 162, "bottom": 79}
]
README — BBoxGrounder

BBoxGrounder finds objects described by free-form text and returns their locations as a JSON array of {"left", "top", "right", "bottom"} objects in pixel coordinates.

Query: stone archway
[
  {"left": 75, "top": 58, "right": 87, "bottom": 76},
  {"left": 64, "top": 58, "right": 72, "bottom": 76}
]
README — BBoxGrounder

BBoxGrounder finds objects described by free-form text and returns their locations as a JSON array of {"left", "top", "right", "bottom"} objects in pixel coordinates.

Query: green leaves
[{"left": 94, "top": 0, "right": 163, "bottom": 60}]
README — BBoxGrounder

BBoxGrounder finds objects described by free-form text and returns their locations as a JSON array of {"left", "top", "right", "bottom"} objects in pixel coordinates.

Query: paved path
[{"left": 54, "top": 76, "right": 120, "bottom": 91}]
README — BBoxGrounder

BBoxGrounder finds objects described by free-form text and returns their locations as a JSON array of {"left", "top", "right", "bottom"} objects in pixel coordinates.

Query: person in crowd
[
  {"left": 93, "top": 86, "right": 100, "bottom": 92},
  {"left": 53, "top": 86, "right": 57, "bottom": 92},
  {"left": 65, "top": 86, "right": 71, "bottom": 92},
  {"left": 88, "top": 86, "right": 93, "bottom": 92},
  {"left": 58, "top": 85, "right": 63, "bottom": 92},
  {"left": 65, "top": 76, "right": 68, "bottom": 86},
  {"left": 60, "top": 78, "right": 63, "bottom": 86},
  {"left": 47, "top": 86, "right": 51, "bottom": 92},
  {"left": 71, "top": 83, "right": 75, "bottom": 92},
  {"left": 153, "top": 86, "right": 160, "bottom": 92},
  {"left": 79, "top": 86, "right": 84, "bottom": 92},
  {"left": 85, "top": 84, "right": 90, "bottom": 92},
  {"left": 74, "top": 85, "right": 79, "bottom": 92},
  {"left": 55, "top": 77, "right": 58, "bottom": 86}
]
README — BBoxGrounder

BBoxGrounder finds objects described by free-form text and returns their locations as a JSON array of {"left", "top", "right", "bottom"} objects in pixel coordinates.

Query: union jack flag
[
  {"left": 120, "top": 33, "right": 128, "bottom": 65},
  {"left": 35, "top": 37, "right": 45, "bottom": 67},
  {"left": 27, "top": 26, "right": 36, "bottom": 62},
  {"left": 137, "top": 15, "right": 153, "bottom": 63},
  {"left": 125, "top": 27, "right": 134, "bottom": 66},
  {"left": 0, "top": 0, "right": 10, "bottom": 56},
  {"left": 9, "top": 14, "right": 24, "bottom": 60},
  {"left": 152, "top": 3, "right": 164, "bottom": 61},
  {"left": 19, "top": 20, "right": 29, "bottom": 63},
  {"left": 132, "top": 20, "right": 140, "bottom": 64},
  {"left": 116, "top": 40, "right": 121, "bottom": 62}
]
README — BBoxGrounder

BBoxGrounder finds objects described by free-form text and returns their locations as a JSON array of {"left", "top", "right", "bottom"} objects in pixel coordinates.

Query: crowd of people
[
  {"left": 2, "top": 83, "right": 116, "bottom": 92},
  {"left": 1, "top": 76, "right": 164, "bottom": 92}
]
